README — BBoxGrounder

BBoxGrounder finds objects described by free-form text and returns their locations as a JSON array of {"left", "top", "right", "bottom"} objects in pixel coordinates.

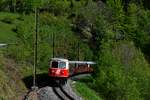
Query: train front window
[
  {"left": 59, "top": 62, "right": 66, "bottom": 68},
  {"left": 51, "top": 61, "right": 58, "bottom": 68}
]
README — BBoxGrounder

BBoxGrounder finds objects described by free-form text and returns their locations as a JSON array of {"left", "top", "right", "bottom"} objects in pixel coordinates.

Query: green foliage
[
  {"left": 94, "top": 41, "right": 150, "bottom": 100},
  {"left": 73, "top": 0, "right": 99, "bottom": 40},
  {"left": 0, "top": 12, "right": 20, "bottom": 43},
  {"left": 47, "top": 0, "right": 71, "bottom": 16},
  {"left": 0, "top": 0, "right": 150, "bottom": 99},
  {"left": 123, "top": 2, "right": 150, "bottom": 60},
  {"left": 2, "top": 12, "right": 93, "bottom": 70},
  {"left": 91, "top": 1, "right": 150, "bottom": 99}
]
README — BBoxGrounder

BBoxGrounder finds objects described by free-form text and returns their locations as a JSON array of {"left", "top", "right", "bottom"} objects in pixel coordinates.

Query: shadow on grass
[
  {"left": 22, "top": 73, "right": 58, "bottom": 89},
  {"left": 70, "top": 72, "right": 93, "bottom": 82},
  {"left": 23, "top": 72, "right": 93, "bottom": 89}
]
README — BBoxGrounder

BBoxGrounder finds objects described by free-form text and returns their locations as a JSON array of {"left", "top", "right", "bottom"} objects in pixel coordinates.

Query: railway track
[
  {"left": 24, "top": 79, "right": 81, "bottom": 100},
  {"left": 52, "top": 85, "right": 75, "bottom": 100},
  {"left": 23, "top": 73, "right": 91, "bottom": 100}
]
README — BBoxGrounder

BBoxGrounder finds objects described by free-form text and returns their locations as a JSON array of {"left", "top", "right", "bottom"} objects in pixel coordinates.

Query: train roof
[
  {"left": 51, "top": 58, "right": 96, "bottom": 64},
  {"left": 69, "top": 61, "right": 96, "bottom": 64},
  {"left": 51, "top": 58, "right": 69, "bottom": 62}
]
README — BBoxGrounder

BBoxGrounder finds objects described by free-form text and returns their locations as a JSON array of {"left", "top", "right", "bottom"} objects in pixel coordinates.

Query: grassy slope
[
  {"left": 72, "top": 77, "right": 103, "bottom": 100},
  {"left": 0, "top": 12, "right": 19, "bottom": 43},
  {"left": 0, "top": 69, "right": 14, "bottom": 99},
  {"left": 0, "top": 12, "right": 32, "bottom": 99},
  {"left": 74, "top": 81, "right": 102, "bottom": 100},
  {"left": 0, "top": 54, "right": 32, "bottom": 99},
  {"left": 0, "top": 22, "right": 16, "bottom": 42}
]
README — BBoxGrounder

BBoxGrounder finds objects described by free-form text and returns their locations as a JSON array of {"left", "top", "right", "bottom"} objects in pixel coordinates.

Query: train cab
[{"left": 48, "top": 58, "right": 69, "bottom": 79}]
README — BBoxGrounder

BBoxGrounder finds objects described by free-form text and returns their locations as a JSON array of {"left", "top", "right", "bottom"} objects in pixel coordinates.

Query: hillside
[
  {"left": 0, "top": 55, "right": 32, "bottom": 99},
  {"left": 0, "top": 12, "right": 19, "bottom": 43},
  {"left": 0, "top": 0, "right": 150, "bottom": 100},
  {"left": 0, "top": 11, "right": 95, "bottom": 99}
]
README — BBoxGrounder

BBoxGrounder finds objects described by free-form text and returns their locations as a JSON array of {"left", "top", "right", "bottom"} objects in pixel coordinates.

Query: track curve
[
  {"left": 23, "top": 73, "right": 92, "bottom": 100},
  {"left": 37, "top": 80, "right": 82, "bottom": 100}
]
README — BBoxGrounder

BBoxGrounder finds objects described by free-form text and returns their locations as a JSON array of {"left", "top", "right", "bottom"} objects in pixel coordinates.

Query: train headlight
[{"left": 51, "top": 70, "right": 55, "bottom": 73}]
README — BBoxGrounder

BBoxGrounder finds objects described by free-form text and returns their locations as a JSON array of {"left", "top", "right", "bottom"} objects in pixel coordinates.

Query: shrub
[{"left": 94, "top": 41, "right": 150, "bottom": 100}]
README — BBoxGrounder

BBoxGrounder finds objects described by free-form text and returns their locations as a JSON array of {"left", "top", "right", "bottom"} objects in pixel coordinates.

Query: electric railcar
[{"left": 48, "top": 58, "right": 95, "bottom": 80}]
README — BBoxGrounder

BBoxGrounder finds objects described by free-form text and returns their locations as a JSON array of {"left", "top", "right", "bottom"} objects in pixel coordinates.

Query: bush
[{"left": 94, "top": 41, "right": 150, "bottom": 100}]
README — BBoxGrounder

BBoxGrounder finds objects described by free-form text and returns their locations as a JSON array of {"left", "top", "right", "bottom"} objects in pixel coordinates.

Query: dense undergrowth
[{"left": 0, "top": 0, "right": 150, "bottom": 100}]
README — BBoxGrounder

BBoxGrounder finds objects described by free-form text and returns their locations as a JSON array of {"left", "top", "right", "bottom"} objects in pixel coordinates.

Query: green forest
[{"left": 0, "top": 0, "right": 150, "bottom": 100}]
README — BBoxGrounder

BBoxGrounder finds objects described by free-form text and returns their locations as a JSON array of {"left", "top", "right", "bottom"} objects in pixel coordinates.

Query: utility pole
[
  {"left": 32, "top": 7, "right": 38, "bottom": 90},
  {"left": 13, "top": 0, "right": 16, "bottom": 12},
  {"left": 78, "top": 42, "right": 80, "bottom": 61},
  {"left": 53, "top": 32, "right": 55, "bottom": 58}
]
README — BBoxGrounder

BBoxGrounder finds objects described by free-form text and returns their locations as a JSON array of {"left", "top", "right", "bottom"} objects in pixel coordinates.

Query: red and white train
[{"left": 48, "top": 58, "right": 95, "bottom": 83}]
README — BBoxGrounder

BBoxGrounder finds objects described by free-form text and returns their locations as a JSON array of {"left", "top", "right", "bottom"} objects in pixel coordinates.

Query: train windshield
[
  {"left": 51, "top": 61, "right": 66, "bottom": 68},
  {"left": 51, "top": 61, "right": 58, "bottom": 68},
  {"left": 58, "top": 62, "right": 66, "bottom": 68}
]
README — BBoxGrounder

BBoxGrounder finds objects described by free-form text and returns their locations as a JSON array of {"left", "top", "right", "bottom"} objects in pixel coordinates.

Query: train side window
[
  {"left": 59, "top": 62, "right": 66, "bottom": 68},
  {"left": 52, "top": 61, "right": 58, "bottom": 68}
]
